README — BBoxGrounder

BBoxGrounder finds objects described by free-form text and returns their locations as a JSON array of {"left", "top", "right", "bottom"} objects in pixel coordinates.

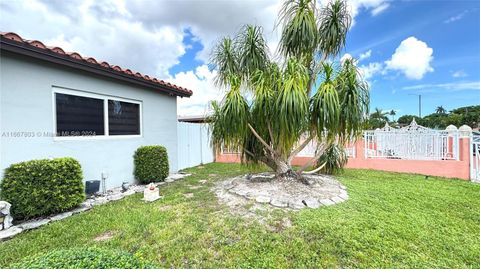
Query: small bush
[
  {"left": 8, "top": 247, "right": 159, "bottom": 269},
  {"left": 134, "top": 145, "right": 169, "bottom": 183},
  {"left": 318, "top": 143, "right": 348, "bottom": 175},
  {"left": 0, "top": 157, "right": 85, "bottom": 220}
]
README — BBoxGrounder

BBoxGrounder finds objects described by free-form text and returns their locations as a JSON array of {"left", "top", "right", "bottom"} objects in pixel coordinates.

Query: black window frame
[{"left": 54, "top": 89, "right": 142, "bottom": 139}]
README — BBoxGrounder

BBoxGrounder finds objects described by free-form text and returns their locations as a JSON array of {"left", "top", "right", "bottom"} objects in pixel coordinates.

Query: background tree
[
  {"left": 389, "top": 110, "right": 397, "bottom": 122},
  {"left": 366, "top": 107, "right": 389, "bottom": 129},
  {"left": 435, "top": 106, "right": 446, "bottom": 114},
  {"left": 397, "top": 115, "right": 422, "bottom": 126},
  {"left": 209, "top": 0, "right": 369, "bottom": 180}
]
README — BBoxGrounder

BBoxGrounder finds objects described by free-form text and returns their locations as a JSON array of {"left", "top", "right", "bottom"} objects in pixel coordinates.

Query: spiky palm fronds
[
  {"left": 318, "top": 0, "right": 351, "bottom": 58},
  {"left": 318, "top": 143, "right": 348, "bottom": 175}
]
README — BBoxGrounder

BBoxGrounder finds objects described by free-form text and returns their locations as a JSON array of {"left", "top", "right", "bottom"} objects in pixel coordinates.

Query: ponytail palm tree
[{"left": 210, "top": 0, "right": 369, "bottom": 181}]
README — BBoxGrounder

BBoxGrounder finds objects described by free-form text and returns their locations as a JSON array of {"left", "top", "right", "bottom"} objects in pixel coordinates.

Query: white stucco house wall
[{"left": 0, "top": 32, "right": 193, "bottom": 189}]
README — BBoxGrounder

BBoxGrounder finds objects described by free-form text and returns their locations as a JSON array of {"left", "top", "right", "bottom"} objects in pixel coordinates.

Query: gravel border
[{"left": 0, "top": 173, "right": 190, "bottom": 241}]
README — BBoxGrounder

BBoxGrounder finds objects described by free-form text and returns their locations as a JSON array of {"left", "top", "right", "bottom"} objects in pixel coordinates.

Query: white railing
[
  {"left": 364, "top": 121, "right": 459, "bottom": 160},
  {"left": 471, "top": 135, "right": 480, "bottom": 182}
]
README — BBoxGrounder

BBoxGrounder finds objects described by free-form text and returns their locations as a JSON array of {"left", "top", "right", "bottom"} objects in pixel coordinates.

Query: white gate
[
  {"left": 471, "top": 135, "right": 480, "bottom": 182},
  {"left": 177, "top": 122, "right": 214, "bottom": 170},
  {"left": 364, "top": 120, "right": 459, "bottom": 160}
]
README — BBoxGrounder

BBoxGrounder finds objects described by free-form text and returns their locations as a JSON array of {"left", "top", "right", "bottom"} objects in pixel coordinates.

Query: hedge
[
  {"left": 8, "top": 247, "right": 159, "bottom": 269},
  {"left": 0, "top": 157, "right": 85, "bottom": 220},
  {"left": 134, "top": 145, "right": 169, "bottom": 184}
]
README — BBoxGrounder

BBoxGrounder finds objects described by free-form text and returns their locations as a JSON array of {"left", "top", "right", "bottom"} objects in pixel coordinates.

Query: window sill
[{"left": 53, "top": 135, "right": 142, "bottom": 141}]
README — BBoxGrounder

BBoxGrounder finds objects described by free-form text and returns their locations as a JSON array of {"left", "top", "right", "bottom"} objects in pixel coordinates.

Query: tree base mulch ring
[{"left": 213, "top": 173, "right": 349, "bottom": 213}]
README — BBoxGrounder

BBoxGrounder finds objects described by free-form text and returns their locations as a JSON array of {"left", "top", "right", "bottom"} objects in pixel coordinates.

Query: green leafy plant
[
  {"left": 0, "top": 157, "right": 85, "bottom": 220},
  {"left": 209, "top": 0, "right": 369, "bottom": 180},
  {"left": 8, "top": 247, "right": 159, "bottom": 269},
  {"left": 134, "top": 145, "right": 169, "bottom": 183},
  {"left": 318, "top": 143, "right": 348, "bottom": 175}
]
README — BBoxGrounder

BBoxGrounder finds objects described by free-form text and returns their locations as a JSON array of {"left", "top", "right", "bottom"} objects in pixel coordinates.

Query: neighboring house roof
[{"left": 0, "top": 32, "right": 193, "bottom": 97}]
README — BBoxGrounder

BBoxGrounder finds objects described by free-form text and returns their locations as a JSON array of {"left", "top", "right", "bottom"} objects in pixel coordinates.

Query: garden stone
[
  {"left": 123, "top": 189, "right": 136, "bottom": 196},
  {"left": 184, "top": 193, "right": 194, "bottom": 198},
  {"left": 165, "top": 178, "right": 174, "bottom": 183},
  {"left": 338, "top": 192, "right": 349, "bottom": 200},
  {"left": 303, "top": 198, "right": 321, "bottom": 209},
  {"left": 20, "top": 218, "right": 50, "bottom": 230},
  {"left": 50, "top": 211, "right": 73, "bottom": 221},
  {"left": 107, "top": 193, "right": 125, "bottom": 201},
  {"left": 255, "top": 196, "right": 271, "bottom": 204},
  {"left": 270, "top": 199, "right": 288, "bottom": 208},
  {"left": 0, "top": 201, "right": 13, "bottom": 230},
  {"left": 289, "top": 201, "right": 306, "bottom": 210},
  {"left": 331, "top": 196, "right": 344, "bottom": 203},
  {"left": 72, "top": 204, "right": 92, "bottom": 214},
  {"left": 319, "top": 199, "right": 335, "bottom": 206},
  {"left": 92, "top": 196, "right": 108, "bottom": 206},
  {"left": 199, "top": 180, "right": 207, "bottom": 184},
  {"left": 0, "top": 226, "right": 22, "bottom": 241}
]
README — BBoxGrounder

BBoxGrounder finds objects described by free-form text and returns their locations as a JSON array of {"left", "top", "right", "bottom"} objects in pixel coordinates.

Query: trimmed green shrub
[
  {"left": 8, "top": 247, "right": 159, "bottom": 269},
  {"left": 134, "top": 145, "right": 169, "bottom": 183},
  {"left": 0, "top": 157, "right": 85, "bottom": 220}
]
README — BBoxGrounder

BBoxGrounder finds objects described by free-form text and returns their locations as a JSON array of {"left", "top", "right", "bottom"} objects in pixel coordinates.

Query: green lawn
[{"left": 1, "top": 163, "right": 479, "bottom": 268}]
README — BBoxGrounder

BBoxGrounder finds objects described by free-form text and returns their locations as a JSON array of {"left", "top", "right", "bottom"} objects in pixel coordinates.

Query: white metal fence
[
  {"left": 177, "top": 122, "right": 214, "bottom": 170},
  {"left": 364, "top": 121, "right": 459, "bottom": 160},
  {"left": 471, "top": 135, "right": 480, "bottom": 182}
]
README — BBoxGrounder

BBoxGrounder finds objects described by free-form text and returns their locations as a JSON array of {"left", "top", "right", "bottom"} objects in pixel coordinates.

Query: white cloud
[
  {"left": 444, "top": 10, "right": 468, "bottom": 23},
  {"left": 402, "top": 81, "right": 480, "bottom": 92},
  {"left": 359, "top": 62, "right": 383, "bottom": 80},
  {"left": 371, "top": 3, "right": 390, "bottom": 16},
  {"left": 0, "top": 0, "right": 186, "bottom": 78},
  {"left": 358, "top": 49, "right": 372, "bottom": 61},
  {"left": 452, "top": 70, "right": 468, "bottom": 78},
  {"left": 169, "top": 65, "right": 221, "bottom": 116},
  {"left": 321, "top": 0, "right": 390, "bottom": 25},
  {"left": 0, "top": 0, "right": 392, "bottom": 115},
  {"left": 340, "top": 53, "right": 353, "bottom": 63},
  {"left": 385, "top": 36, "right": 434, "bottom": 80}
]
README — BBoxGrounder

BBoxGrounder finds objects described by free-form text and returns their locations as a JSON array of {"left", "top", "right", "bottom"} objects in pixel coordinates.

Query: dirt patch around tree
[{"left": 213, "top": 173, "right": 348, "bottom": 214}]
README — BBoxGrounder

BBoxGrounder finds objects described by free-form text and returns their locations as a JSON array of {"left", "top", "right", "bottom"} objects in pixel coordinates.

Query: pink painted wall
[{"left": 216, "top": 137, "right": 472, "bottom": 180}]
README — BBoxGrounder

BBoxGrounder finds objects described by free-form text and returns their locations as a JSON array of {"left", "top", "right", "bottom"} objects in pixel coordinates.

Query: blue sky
[
  {"left": 171, "top": 1, "right": 480, "bottom": 117},
  {"left": 341, "top": 0, "right": 480, "bottom": 117},
  {"left": 0, "top": 0, "right": 478, "bottom": 116}
]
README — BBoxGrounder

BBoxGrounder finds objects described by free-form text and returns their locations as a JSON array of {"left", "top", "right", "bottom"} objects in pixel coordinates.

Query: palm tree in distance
[
  {"left": 435, "top": 106, "right": 446, "bottom": 114},
  {"left": 389, "top": 110, "right": 396, "bottom": 122}
]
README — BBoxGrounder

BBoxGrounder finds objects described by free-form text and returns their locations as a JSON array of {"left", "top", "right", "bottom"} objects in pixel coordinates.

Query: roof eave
[{"left": 0, "top": 37, "right": 192, "bottom": 98}]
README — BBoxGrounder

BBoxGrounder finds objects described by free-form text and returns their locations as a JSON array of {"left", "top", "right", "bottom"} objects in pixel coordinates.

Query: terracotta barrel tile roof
[{"left": 0, "top": 32, "right": 193, "bottom": 97}]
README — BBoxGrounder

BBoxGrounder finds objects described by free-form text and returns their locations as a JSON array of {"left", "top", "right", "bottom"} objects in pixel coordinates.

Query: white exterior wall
[
  {"left": 0, "top": 52, "right": 179, "bottom": 189},
  {"left": 177, "top": 122, "right": 214, "bottom": 170}
]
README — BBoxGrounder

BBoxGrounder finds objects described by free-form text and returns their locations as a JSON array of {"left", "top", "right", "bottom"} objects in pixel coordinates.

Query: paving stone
[
  {"left": 184, "top": 193, "right": 194, "bottom": 199},
  {"left": 199, "top": 180, "right": 207, "bottom": 184},
  {"left": 123, "top": 189, "right": 136, "bottom": 196},
  {"left": 91, "top": 197, "right": 108, "bottom": 205},
  {"left": 72, "top": 204, "right": 92, "bottom": 214},
  {"left": 107, "top": 193, "right": 125, "bottom": 201},
  {"left": 255, "top": 196, "right": 271, "bottom": 204},
  {"left": 0, "top": 226, "right": 23, "bottom": 241},
  {"left": 319, "top": 199, "right": 335, "bottom": 206},
  {"left": 270, "top": 199, "right": 288, "bottom": 208},
  {"left": 331, "top": 196, "right": 345, "bottom": 203},
  {"left": 50, "top": 211, "right": 73, "bottom": 221},
  {"left": 338, "top": 192, "right": 349, "bottom": 200},
  {"left": 303, "top": 198, "right": 321, "bottom": 208},
  {"left": 165, "top": 179, "right": 174, "bottom": 183},
  {"left": 289, "top": 201, "right": 306, "bottom": 210},
  {"left": 19, "top": 219, "right": 50, "bottom": 230}
]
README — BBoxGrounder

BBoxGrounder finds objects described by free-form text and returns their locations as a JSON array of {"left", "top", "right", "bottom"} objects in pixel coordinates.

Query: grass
[{"left": 1, "top": 163, "right": 479, "bottom": 268}]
